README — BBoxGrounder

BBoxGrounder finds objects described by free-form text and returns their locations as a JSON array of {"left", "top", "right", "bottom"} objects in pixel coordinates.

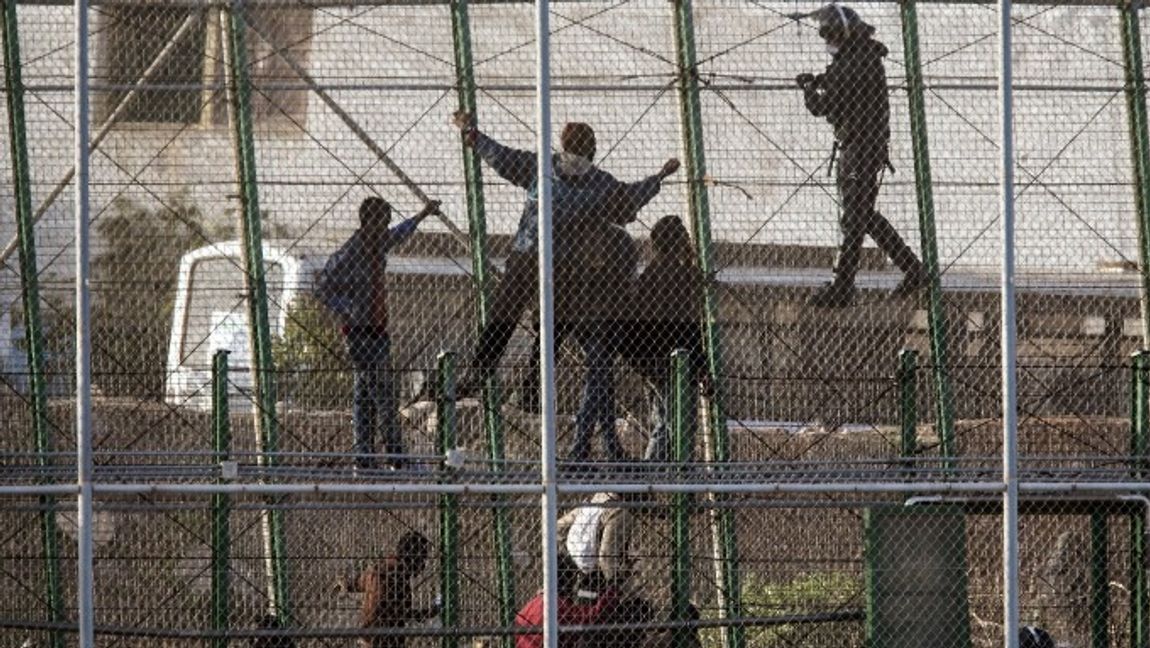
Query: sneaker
[
  {"left": 890, "top": 267, "right": 928, "bottom": 298},
  {"left": 807, "top": 281, "right": 857, "bottom": 308}
]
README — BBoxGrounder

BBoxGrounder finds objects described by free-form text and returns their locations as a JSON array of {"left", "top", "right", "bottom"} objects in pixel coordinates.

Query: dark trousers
[
  {"left": 568, "top": 322, "right": 626, "bottom": 462},
  {"left": 620, "top": 320, "right": 704, "bottom": 462},
  {"left": 522, "top": 320, "right": 627, "bottom": 462},
  {"left": 345, "top": 327, "right": 402, "bottom": 466},
  {"left": 834, "top": 145, "right": 922, "bottom": 285},
  {"left": 473, "top": 251, "right": 537, "bottom": 374}
]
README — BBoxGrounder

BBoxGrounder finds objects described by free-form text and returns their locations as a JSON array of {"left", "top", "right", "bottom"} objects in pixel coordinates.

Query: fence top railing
[
  {"left": 7, "top": 0, "right": 1132, "bottom": 8},
  {"left": 3, "top": 480, "right": 1150, "bottom": 496}
]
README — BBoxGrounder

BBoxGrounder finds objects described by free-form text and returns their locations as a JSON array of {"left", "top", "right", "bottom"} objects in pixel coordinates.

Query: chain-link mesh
[{"left": 2, "top": 0, "right": 1150, "bottom": 645}]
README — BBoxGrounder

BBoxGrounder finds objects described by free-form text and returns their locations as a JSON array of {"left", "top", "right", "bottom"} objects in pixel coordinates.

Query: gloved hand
[{"left": 795, "top": 72, "right": 816, "bottom": 89}]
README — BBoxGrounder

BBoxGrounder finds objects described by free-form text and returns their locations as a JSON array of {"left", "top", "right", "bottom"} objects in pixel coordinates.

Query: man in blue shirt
[{"left": 316, "top": 196, "right": 441, "bottom": 469}]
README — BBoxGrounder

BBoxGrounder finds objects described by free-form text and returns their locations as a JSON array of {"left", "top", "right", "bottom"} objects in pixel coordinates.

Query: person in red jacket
[{"left": 514, "top": 553, "right": 619, "bottom": 648}]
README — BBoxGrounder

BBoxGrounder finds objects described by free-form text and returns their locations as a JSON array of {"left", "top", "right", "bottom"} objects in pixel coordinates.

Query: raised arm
[
  {"left": 384, "top": 200, "right": 441, "bottom": 252},
  {"left": 453, "top": 111, "right": 538, "bottom": 189},
  {"left": 605, "top": 158, "right": 681, "bottom": 225}
]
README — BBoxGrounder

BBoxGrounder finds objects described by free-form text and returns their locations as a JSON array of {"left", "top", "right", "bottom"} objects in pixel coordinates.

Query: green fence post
[
  {"left": 670, "top": 1, "right": 742, "bottom": 646},
  {"left": 899, "top": 0, "right": 956, "bottom": 466},
  {"left": 221, "top": 0, "right": 289, "bottom": 621},
  {"left": 437, "top": 351, "right": 460, "bottom": 648},
  {"left": 212, "top": 351, "right": 233, "bottom": 648},
  {"left": 1, "top": 2, "right": 63, "bottom": 645},
  {"left": 897, "top": 349, "right": 918, "bottom": 477},
  {"left": 670, "top": 349, "right": 693, "bottom": 648},
  {"left": 449, "top": 0, "right": 515, "bottom": 638},
  {"left": 1131, "top": 350, "right": 1148, "bottom": 648},
  {"left": 1121, "top": 1, "right": 1150, "bottom": 347}
]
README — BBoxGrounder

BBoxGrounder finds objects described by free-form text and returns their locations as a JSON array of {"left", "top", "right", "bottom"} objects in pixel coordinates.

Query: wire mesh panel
[
  {"left": 5, "top": 492, "right": 1139, "bottom": 648},
  {"left": 3, "top": 0, "right": 1150, "bottom": 646},
  {"left": 1008, "top": 3, "right": 1140, "bottom": 461},
  {"left": 5, "top": 0, "right": 1149, "bottom": 471}
]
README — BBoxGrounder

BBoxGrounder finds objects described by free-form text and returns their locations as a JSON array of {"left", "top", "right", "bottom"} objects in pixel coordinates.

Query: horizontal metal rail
[
  {"left": 8, "top": 0, "right": 1130, "bottom": 8},
  {"left": 2, "top": 481, "right": 1150, "bottom": 496},
  {"left": 0, "top": 611, "right": 866, "bottom": 640},
  {"left": 20, "top": 82, "right": 1128, "bottom": 94}
]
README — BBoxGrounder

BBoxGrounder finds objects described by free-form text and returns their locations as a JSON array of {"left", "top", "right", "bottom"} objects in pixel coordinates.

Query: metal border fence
[{"left": 4, "top": 0, "right": 1150, "bottom": 646}]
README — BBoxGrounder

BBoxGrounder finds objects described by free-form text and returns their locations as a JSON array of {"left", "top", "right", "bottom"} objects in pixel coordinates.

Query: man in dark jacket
[
  {"left": 1019, "top": 626, "right": 1055, "bottom": 648},
  {"left": 316, "top": 197, "right": 440, "bottom": 469},
  {"left": 796, "top": 4, "right": 926, "bottom": 307},
  {"left": 451, "top": 112, "right": 679, "bottom": 397},
  {"left": 516, "top": 193, "right": 644, "bottom": 460}
]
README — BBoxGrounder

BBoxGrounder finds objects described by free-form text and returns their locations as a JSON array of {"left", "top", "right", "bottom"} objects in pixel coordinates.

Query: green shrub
[
  {"left": 273, "top": 292, "right": 352, "bottom": 410},
  {"left": 700, "top": 571, "right": 862, "bottom": 648}
]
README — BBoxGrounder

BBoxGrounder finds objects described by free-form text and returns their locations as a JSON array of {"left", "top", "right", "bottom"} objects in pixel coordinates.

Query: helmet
[{"left": 814, "top": 4, "right": 871, "bottom": 40}]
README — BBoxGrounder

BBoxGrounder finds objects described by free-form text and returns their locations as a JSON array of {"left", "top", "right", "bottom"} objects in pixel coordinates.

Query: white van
[{"left": 164, "top": 240, "right": 327, "bottom": 411}]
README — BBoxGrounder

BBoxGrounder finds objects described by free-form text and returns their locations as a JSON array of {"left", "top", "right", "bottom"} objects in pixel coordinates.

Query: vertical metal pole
[
  {"left": 437, "top": 352, "right": 460, "bottom": 648},
  {"left": 73, "top": 0, "right": 95, "bottom": 642},
  {"left": 700, "top": 403, "right": 732, "bottom": 648},
  {"left": 670, "top": 349, "right": 692, "bottom": 648},
  {"left": 1134, "top": 506, "right": 1149, "bottom": 648},
  {"left": 448, "top": 2, "right": 515, "bottom": 637},
  {"left": 998, "top": 0, "right": 1019, "bottom": 644},
  {"left": 1121, "top": 1, "right": 1150, "bottom": 348},
  {"left": 898, "top": 0, "right": 956, "bottom": 464},
  {"left": 1, "top": 3, "right": 63, "bottom": 646},
  {"left": 451, "top": 0, "right": 491, "bottom": 329},
  {"left": 1090, "top": 511, "right": 1111, "bottom": 648},
  {"left": 897, "top": 349, "right": 918, "bottom": 473},
  {"left": 211, "top": 351, "right": 232, "bottom": 648},
  {"left": 534, "top": 0, "right": 559, "bottom": 646},
  {"left": 1132, "top": 351, "right": 1149, "bottom": 648},
  {"left": 1123, "top": 68, "right": 1150, "bottom": 648},
  {"left": 670, "top": 2, "right": 742, "bottom": 646},
  {"left": 220, "top": 0, "right": 289, "bottom": 621}
]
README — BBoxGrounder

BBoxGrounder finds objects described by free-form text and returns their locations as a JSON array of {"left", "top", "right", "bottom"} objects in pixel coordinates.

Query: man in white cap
[
  {"left": 557, "top": 491, "right": 638, "bottom": 597},
  {"left": 796, "top": 4, "right": 926, "bottom": 307}
]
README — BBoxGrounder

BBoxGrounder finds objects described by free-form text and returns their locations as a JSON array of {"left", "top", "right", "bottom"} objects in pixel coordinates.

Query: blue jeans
[
  {"left": 569, "top": 324, "right": 626, "bottom": 463},
  {"left": 346, "top": 328, "right": 402, "bottom": 466},
  {"left": 642, "top": 373, "right": 698, "bottom": 463}
]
